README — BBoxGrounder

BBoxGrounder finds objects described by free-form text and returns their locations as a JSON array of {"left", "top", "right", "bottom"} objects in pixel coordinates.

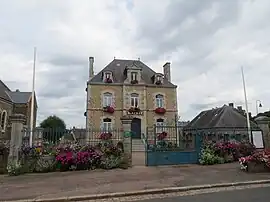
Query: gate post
[
  {"left": 255, "top": 116, "right": 270, "bottom": 149},
  {"left": 120, "top": 116, "right": 132, "bottom": 167},
  {"left": 8, "top": 114, "right": 26, "bottom": 164}
]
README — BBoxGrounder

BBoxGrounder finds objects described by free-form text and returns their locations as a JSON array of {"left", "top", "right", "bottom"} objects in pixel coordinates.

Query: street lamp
[{"left": 256, "top": 100, "right": 262, "bottom": 115}]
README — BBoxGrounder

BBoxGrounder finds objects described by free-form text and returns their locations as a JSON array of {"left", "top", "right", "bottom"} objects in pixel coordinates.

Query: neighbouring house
[
  {"left": 85, "top": 57, "right": 178, "bottom": 140},
  {"left": 178, "top": 121, "right": 190, "bottom": 127},
  {"left": 184, "top": 103, "right": 260, "bottom": 140},
  {"left": 0, "top": 80, "right": 38, "bottom": 137}
]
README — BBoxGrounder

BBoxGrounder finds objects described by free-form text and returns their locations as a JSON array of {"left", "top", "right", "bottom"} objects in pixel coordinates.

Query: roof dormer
[
  {"left": 124, "top": 62, "right": 142, "bottom": 84},
  {"left": 153, "top": 73, "right": 163, "bottom": 85},
  {"left": 102, "top": 71, "right": 114, "bottom": 83}
]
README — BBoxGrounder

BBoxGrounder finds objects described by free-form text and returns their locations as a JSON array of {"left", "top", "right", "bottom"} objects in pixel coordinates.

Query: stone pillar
[
  {"left": 255, "top": 116, "right": 270, "bottom": 149},
  {"left": 120, "top": 116, "right": 132, "bottom": 167},
  {"left": 8, "top": 114, "right": 26, "bottom": 163}
]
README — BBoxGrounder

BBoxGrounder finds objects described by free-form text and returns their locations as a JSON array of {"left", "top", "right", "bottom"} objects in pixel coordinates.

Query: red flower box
[
  {"left": 155, "top": 107, "right": 166, "bottom": 114},
  {"left": 128, "top": 107, "right": 140, "bottom": 112},
  {"left": 105, "top": 78, "right": 112, "bottom": 83},
  {"left": 103, "top": 106, "right": 114, "bottom": 113},
  {"left": 130, "top": 80, "right": 138, "bottom": 84},
  {"left": 99, "top": 132, "right": 112, "bottom": 140},
  {"left": 157, "top": 131, "right": 167, "bottom": 140}
]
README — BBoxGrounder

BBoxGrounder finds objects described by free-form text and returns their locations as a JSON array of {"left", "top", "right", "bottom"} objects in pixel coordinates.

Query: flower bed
[
  {"left": 239, "top": 149, "right": 270, "bottom": 172},
  {"left": 7, "top": 138, "right": 127, "bottom": 176},
  {"left": 199, "top": 140, "right": 256, "bottom": 165}
]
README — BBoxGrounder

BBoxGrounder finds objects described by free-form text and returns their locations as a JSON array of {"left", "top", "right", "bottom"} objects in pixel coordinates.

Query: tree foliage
[
  {"left": 40, "top": 115, "right": 66, "bottom": 129},
  {"left": 40, "top": 115, "right": 66, "bottom": 142}
]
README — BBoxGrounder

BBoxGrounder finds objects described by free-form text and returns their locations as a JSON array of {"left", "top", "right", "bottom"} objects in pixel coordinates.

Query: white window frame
[
  {"left": 155, "top": 118, "right": 164, "bottom": 133},
  {"left": 103, "top": 92, "right": 113, "bottom": 107},
  {"left": 155, "top": 94, "right": 164, "bottom": 108},
  {"left": 157, "top": 75, "right": 161, "bottom": 81},
  {"left": 130, "top": 93, "right": 139, "bottom": 108},
  {"left": 131, "top": 72, "right": 138, "bottom": 81},
  {"left": 105, "top": 73, "right": 111, "bottom": 79},
  {"left": 102, "top": 118, "right": 112, "bottom": 132},
  {"left": 1, "top": 110, "right": 7, "bottom": 132}
]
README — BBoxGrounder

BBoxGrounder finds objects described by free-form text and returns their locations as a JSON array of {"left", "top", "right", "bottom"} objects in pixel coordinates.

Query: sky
[{"left": 0, "top": 0, "right": 270, "bottom": 128}]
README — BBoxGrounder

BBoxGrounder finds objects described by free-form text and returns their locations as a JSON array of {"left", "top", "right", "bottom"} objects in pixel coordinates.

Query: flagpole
[
  {"left": 29, "top": 47, "right": 37, "bottom": 147},
  {"left": 241, "top": 66, "right": 252, "bottom": 142}
]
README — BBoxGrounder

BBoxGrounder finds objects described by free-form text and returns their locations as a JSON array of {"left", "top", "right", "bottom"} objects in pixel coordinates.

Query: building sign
[{"left": 126, "top": 111, "right": 143, "bottom": 115}]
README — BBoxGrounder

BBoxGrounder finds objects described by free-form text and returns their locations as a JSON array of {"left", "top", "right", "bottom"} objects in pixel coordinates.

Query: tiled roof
[
  {"left": 185, "top": 105, "right": 259, "bottom": 130},
  {"left": 0, "top": 80, "right": 32, "bottom": 104},
  {"left": 0, "top": 80, "right": 12, "bottom": 101},
  {"left": 90, "top": 59, "right": 176, "bottom": 87},
  {"left": 5, "top": 91, "right": 31, "bottom": 104}
]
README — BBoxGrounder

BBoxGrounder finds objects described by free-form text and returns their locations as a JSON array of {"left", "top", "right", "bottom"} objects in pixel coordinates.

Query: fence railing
[{"left": 21, "top": 127, "right": 124, "bottom": 147}]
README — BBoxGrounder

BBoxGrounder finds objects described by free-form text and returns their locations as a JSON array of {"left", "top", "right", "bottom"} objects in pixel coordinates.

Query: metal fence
[
  {"left": 22, "top": 127, "right": 124, "bottom": 147},
  {"left": 146, "top": 125, "right": 196, "bottom": 150}
]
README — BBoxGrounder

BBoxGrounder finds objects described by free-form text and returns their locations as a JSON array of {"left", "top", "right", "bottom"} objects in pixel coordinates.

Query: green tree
[{"left": 40, "top": 115, "right": 66, "bottom": 142}]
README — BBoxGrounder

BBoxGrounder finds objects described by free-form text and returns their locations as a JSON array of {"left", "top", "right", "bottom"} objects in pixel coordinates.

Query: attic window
[
  {"left": 103, "top": 71, "right": 113, "bottom": 83},
  {"left": 105, "top": 73, "right": 111, "bottom": 79},
  {"left": 131, "top": 72, "right": 138, "bottom": 81},
  {"left": 155, "top": 74, "right": 163, "bottom": 85}
]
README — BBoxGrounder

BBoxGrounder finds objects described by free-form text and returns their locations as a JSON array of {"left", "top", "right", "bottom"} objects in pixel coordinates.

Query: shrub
[
  {"left": 7, "top": 160, "right": 22, "bottom": 176},
  {"left": 199, "top": 146, "right": 225, "bottom": 165}
]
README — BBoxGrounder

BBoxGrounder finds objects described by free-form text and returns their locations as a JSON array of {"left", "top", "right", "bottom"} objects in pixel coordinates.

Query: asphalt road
[{"left": 137, "top": 186, "right": 270, "bottom": 202}]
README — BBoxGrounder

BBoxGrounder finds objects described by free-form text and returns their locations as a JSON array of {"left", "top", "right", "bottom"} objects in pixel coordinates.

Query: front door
[{"left": 131, "top": 118, "right": 141, "bottom": 139}]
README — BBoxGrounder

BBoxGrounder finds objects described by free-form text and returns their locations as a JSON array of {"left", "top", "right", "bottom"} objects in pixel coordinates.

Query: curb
[{"left": 8, "top": 179, "right": 270, "bottom": 202}]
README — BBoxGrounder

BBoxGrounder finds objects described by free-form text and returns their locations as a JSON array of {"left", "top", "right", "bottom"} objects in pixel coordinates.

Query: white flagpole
[
  {"left": 29, "top": 47, "right": 37, "bottom": 147},
  {"left": 241, "top": 66, "right": 252, "bottom": 142}
]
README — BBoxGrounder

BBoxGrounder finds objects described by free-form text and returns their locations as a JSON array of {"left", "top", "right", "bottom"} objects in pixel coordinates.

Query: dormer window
[
  {"left": 155, "top": 74, "right": 163, "bottom": 85},
  {"left": 131, "top": 72, "right": 138, "bottom": 84},
  {"left": 105, "top": 73, "right": 111, "bottom": 79},
  {"left": 103, "top": 71, "right": 113, "bottom": 83}
]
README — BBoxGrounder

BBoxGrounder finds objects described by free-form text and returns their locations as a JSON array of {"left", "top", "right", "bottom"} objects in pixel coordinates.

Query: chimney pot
[{"left": 228, "top": 103, "right": 234, "bottom": 107}]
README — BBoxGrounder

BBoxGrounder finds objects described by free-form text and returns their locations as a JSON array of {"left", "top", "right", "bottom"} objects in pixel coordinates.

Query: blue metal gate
[{"left": 144, "top": 126, "right": 202, "bottom": 166}]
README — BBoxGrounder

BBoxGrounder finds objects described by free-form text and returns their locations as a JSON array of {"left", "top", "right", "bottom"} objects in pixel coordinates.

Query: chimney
[
  {"left": 15, "top": 89, "right": 20, "bottom": 92},
  {"left": 237, "top": 106, "right": 243, "bottom": 111},
  {"left": 163, "top": 62, "right": 171, "bottom": 82},
  {"left": 89, "top": 57, "right": 94, "bottom": 79},
  {"left": 228, "top": 103, "right": 234, "bottom": 108}
]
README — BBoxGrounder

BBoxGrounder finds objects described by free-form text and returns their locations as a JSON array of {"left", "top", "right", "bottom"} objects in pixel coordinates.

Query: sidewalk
[{"left": 1, "top": 163, "right": 270, "bottom": 201}]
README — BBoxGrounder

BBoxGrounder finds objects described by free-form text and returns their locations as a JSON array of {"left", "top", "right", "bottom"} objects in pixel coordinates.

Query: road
[{"left": 137, "top": 186, "right": 270, "bottom": 202}]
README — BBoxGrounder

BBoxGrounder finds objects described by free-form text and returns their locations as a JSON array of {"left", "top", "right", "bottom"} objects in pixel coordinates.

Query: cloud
[{"left": 0, "top": 0, "right": 270, "bottom": 127}]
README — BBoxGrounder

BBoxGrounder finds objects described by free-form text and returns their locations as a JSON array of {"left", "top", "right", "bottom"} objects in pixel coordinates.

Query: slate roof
[
  {"left": 90, "top": 59, "right": 176, "bottom": 87},
  {"left": 185, "top": 105, "right": 259, "bottom": 130},
  {"left": 0, "top": 80, "right": 12, "bottom": 101},
  {"left": 0, "top": 80, "right": 32, "bottom": 104},
  {"left": 6, "top": 91, "right": 32, "bottom": 104}
]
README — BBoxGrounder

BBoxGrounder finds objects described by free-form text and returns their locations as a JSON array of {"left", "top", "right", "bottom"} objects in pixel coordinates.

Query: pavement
[
  {"left": 137, "top": 185, "right": 270, "bottom": 202},
  {"left": 1, "top": 163, "right": 270, "bottom": 201}
]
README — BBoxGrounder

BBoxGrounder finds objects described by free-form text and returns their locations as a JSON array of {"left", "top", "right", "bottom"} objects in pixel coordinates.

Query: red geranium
[
  {"left": 157, "top": 131, "right": 167, "bottom": 140},
  {"left": 103, "top": 106, "right": 114, "bottom": 113},
  {"left": 155, "top": 107, "right": 166, "bottom": 114},
  {"left": 105, "top": 78, "right": 112, "bottom": 83}
]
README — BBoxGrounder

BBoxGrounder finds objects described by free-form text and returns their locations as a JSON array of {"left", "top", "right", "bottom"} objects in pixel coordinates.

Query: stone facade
[
  {"left": 85, "top": 58, "right": 178, "bottom": 139},
  {"left": 0, "top": 80, "right": 37, "bottom": 134}
]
